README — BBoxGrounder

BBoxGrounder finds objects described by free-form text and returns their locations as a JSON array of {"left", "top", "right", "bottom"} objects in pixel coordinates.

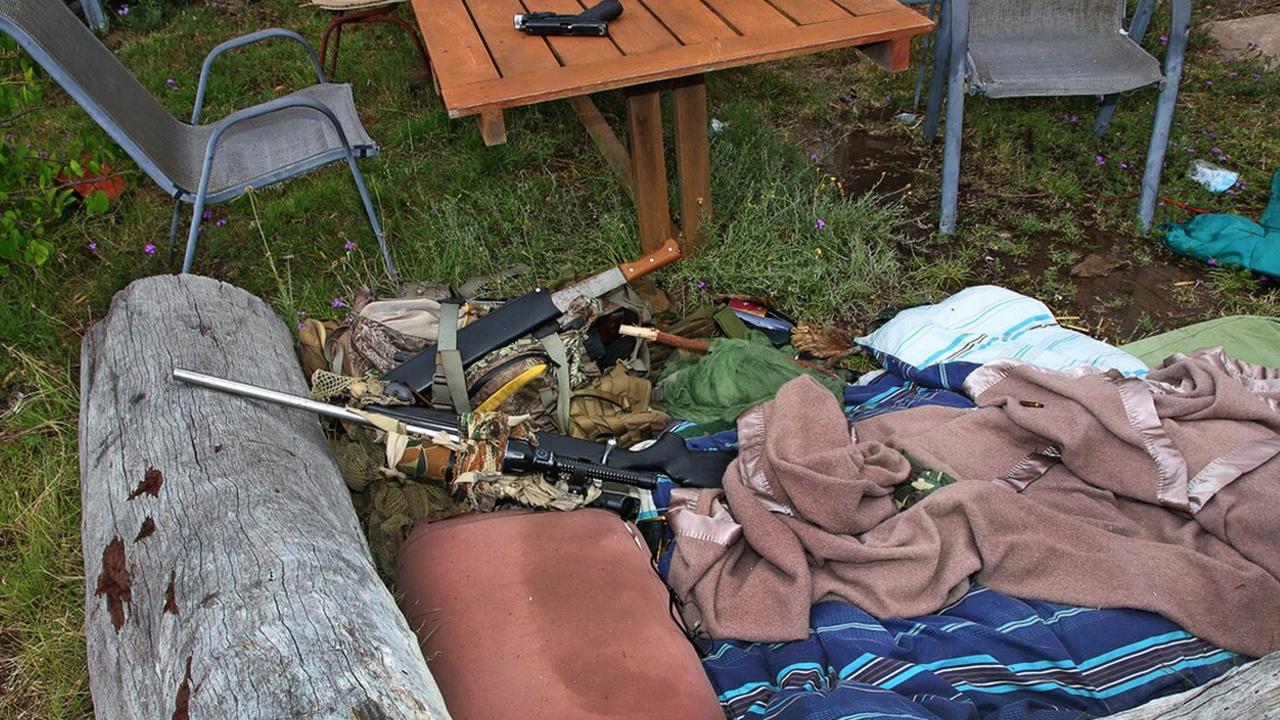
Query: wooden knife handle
[{"left": 619, "top": 238, "right": 682, "bottom": 280}]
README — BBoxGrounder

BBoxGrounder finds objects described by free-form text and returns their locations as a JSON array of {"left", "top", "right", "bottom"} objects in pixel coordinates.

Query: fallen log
[
  {"left": 1101, "top": 651, "right": 1280, "bottom": 719},
  {"left": 79, "top": 275, "right": 450, "bottom": 720}
]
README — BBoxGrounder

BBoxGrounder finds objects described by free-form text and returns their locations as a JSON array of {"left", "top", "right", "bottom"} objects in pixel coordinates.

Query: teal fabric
[{"left": 1164, "top": 170, "right": 1280, "bottom": 277}]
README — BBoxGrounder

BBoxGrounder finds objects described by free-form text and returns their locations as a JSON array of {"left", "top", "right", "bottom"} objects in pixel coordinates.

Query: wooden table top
[{"left": 410, "top": 0, "right": 932, "bottom": 118}]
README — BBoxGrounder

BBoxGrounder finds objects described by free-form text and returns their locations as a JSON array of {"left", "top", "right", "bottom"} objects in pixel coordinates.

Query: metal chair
[
  {"left": 310, "top": 0, "right": 431, "bottom": 81},
  {"left": 0, "top": 0, "right": 397, "bottom": 278},
  {"left": 911, "top": 0, "right": 1190, "bottom": 235}
]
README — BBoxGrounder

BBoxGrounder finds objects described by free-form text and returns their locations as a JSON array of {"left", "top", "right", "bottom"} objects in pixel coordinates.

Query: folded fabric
[
  {"left": 705, "top": 589, "right": 1244, "bottom": 720},
  {"left": 666, "top": 350, "right": 1280, "bottom": 656},
  {"left": 1164, "top": 170, "right": 1280, "bottom": 278},
  {"left": 659, "top": 333, "right": 843, "bottom": 426},
  {"left": 857, "top": 286, "right": 1149, "bottom": 388},
  {"left": 1122, "top": 315, "right": 1280, "bottom": 369}
]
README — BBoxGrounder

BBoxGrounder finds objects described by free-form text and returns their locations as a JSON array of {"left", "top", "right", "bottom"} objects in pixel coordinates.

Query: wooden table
[{"left": 409, "top": 0, "right": 932, "bottom": 252}]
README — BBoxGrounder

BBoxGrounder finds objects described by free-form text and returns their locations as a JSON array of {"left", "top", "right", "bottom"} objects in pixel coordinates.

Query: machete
[{"left": 385, "top": 238, "right": 682, "bottom": 396}]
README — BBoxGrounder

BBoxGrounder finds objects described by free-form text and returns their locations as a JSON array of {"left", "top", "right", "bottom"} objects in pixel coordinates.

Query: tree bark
[
  {"left": 1101, "top": 652, "right": 1280, "bottom": 719},
  {"left": 79, "top": 275, "right": 450, "bottom": 720}
]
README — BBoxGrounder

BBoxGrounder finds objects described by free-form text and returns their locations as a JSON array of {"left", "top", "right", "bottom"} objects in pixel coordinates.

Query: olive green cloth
[
  {"left": 1121, "top": 315, "right": 1280, "bottom": 369},
  {"left": 659, "top": 333, "right": 843, "bottom": 426}
]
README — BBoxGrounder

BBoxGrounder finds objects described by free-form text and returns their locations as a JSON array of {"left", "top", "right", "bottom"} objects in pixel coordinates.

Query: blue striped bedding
[{"left": 701, "top": 586, "right": 1244, "bottom": 720}]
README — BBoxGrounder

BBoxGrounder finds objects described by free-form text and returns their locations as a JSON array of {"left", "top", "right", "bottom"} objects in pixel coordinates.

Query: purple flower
[
  {"left": 696, "top": 280, "right": 706, "bottom": 290},
  {"left": 1230, "top": 71, "right": 1240, "bottom": 78},
  {"left": 116, "top": 3, "right": 129, "bottom": 16},
  {"left": 1119, "top": 161, "right": 1130, "bottom": 170},
  {"left": 1068, "top": 114, "right": 1078, "bottom": 125},
  {"left": 343, "top": 239, "right": 356, "bottom": 251},
  {"left": 87, "top": 241, "right": 98, "bottom": 252},
  {"left": 815, "top": 218, "right": 827, "bottom": 231},
  {"left": 1248, "top": 42, "right": 1260, "bottom": 51},
  {"left": 165, "top": 77, "right": 175, "bottom": 86},
  {"left": 296, "top": 310, "right": 306, "bottom": 317},
  {"left": 296, "top": 321, "right": 305, "bottom": 330},
  {"left": 1095, "top": 154, "right": 1105, "bottom": 166},
  {"left": 1205, "top": 79, "right": 1214, "bottom": 87},
  {"left": 809, "top": 152, "right": 819, "bottom": 162},
  {"left": 3, "top": 133, "right": 11, "bottom": 143},
  {"left": 143, "top": 243, "right": 157, "bottom": 255},
  {"left": 1206, "top": 258, "right": 1219, "bottom": 267},
  {"left": 1159, "top": 34, "right": 1168, "bottom": 46},
  {"left": 202, "top": 209, "right": 213, "bottom": 221},
  {"left": 840, "top": 94, "right": 853, "bottom": 103},
  {"left": 37, "top": 150, "right": 47, "bottom": 159},
  {"left": 215, "top": 218, "right": 227, "bottom": 227},
  {"left": 331, "top": 297, "right": 347, "bottom": 309},
  {"left": 1252, "top": 73, "right": 1262, "bottom": 81}
]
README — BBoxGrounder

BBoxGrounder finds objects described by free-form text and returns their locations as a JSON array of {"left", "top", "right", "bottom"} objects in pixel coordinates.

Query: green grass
[{"left": 2, "top": 0, "right": 1279, "bottom": 717}]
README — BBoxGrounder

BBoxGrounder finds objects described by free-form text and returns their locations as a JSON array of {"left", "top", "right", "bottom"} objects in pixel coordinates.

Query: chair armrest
[{"left": 192, "top": 29, "right": 327, "bottom": 124}]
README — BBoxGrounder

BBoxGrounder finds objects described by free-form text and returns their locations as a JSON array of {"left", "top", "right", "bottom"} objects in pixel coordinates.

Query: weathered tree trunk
[
  {"left": 79, "top": 275, "right": 450, "bottom": 720},
  {"left": 1102, "top": 652, "right": 1280, "bottom": 719}
]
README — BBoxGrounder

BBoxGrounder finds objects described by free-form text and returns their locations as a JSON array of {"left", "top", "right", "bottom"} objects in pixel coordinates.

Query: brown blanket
[{"left": 667, "top": 350, "right": 1280, "bottom": 656}]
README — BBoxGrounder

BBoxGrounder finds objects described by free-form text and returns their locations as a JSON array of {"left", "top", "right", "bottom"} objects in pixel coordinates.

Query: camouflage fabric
[
  {"left": 569, "top": 362, "right": 669, "bottom": 448},
  {"left": 893, "top": 451, "right": 958, "bottom": 510},
  {"left": 451, "top": 411, "right": 600, "bottom": 512}
]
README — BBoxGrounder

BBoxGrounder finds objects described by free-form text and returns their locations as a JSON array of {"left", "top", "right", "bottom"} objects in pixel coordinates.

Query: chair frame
[
  {"left": 0, "top": 8, "right": 397, "bottom": 279},
  {"left": 906, "top": 0, "right": 1191, "bottom": 235},
  {"left": 168, "top": 29, "right": 396, "bottom": 279},
  {"left": 317, "top": 4, "right": 431, "bottom": 81}
]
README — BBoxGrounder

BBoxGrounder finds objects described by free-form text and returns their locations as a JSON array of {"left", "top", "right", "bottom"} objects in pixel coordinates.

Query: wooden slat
[
  {"left": 464, "top": 0, "right": 561, "bottom": 76},
  {"left": 638, "top": 0, "right": 737, "bottom": 44},
  {"left": 764, "top": 0, "right": 850, "bottom": 24},
  {"left": 672, "top": 77, "right": 710, "bottom": 252},
  {"left": 700, "top": 0, "right": 794, "bottom": 35},
  {"left": 535, "top": 0, "right": 625, "bottom": 65},
  {"left": 444, "top": 8, "right": 932, "bottom": 115},
  {"left": 569, "top": 96, "right": 635, "bottom": 197},
  {"left": 411, "top": 0, "right": 499, "bottom": 92},
  {"left": 627, "top": 87, "right": 672, "bottom": 253},
  {"left": 829, "top": 0, "right": 903, "bottom": 16},
  {"left": 592, "top": 0, "right": 681, "bottom": 55}
]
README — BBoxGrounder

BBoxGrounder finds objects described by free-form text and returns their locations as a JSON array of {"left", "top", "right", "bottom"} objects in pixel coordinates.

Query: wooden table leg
[
  {"left": 478, "top": 110, "right": 507, "bottom": 146},
  {"left": 672, "top": 75, "right": 711, "bottom": 252},
  {"left": 626, "top": 86, "right": 672, "bottom": 253}
]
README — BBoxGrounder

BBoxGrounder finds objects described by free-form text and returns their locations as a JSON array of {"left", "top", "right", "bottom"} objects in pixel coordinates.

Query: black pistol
[{"left": 514, "top": 0, "right": 623, "bottom": 37}]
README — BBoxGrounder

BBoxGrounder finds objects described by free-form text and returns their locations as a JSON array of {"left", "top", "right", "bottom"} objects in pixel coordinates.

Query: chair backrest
[
  {"left": 970, "top": 0, "right": 1125, "bottom": 43},
  {"left": 0, "top": 0, "right": 187, "bottom": 194}
]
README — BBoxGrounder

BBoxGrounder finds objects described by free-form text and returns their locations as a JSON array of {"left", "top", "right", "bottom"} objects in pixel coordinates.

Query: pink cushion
[{"left": 397, "top": 509, "right": 724, "bottom": 720}]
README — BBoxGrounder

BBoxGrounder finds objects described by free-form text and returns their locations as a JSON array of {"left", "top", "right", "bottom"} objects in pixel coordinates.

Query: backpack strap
[
  {"left": 536, "top": 331, "right": 573, "bottom": 433},
  {"left": 432, "top": 300, "right": 472, "bottom": 412}
]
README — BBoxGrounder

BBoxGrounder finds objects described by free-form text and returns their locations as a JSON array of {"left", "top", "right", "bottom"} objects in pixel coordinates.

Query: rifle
[
  {"left": 384, "top": 239, "right": 682, "bottom": 399},
  {"left": 173, "top": 368, "right": 728, "bottom": 492}
]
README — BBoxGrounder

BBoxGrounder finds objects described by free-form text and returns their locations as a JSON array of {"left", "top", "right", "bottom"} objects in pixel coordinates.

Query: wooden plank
[
  {"left": 829, "top": 0, "right": 903, "bottom": 16},
  {"left": 536, "top": 0, "right": 625, "bottom": 65},
  {"left": 626, "top": 87, "right": 672, "bottom": 253},
  {"left": 443, "top": 8, "right": 933, "bottom": 115},
  {"left": 859, "top": 35, "right": 911, "bottom": 71},
  {"left": 570, "top": 95, "right": 636, "bottom": 198},
  {"left": 638, "top": 0, "right": 737, "bottom": 44},
  {"left": 672, "top": 76, "right": 711, "bottom": 252},
  {"left": 478, "top": 109, "right": 507, "bottom": 145},
  {"left": 464, "top": 0, "right": 561, "bottom": 76},
  {"left": 80, "top": 275, "right": 451, "bottom": 720},
  {"left": 764, "top": 0, "right": 851, "bottom": 25},
  {"left": 592, "top": 0, "right": 681, "bottom": 55},
  {"left": 410, "top": 0, "right": 499, "bottom": 92},
  {"left": 1100, "top": 652, "right": 1280, "bottom": 719},
  {"left": 700, "top": 0, "right": 795, "bottom": 36}
]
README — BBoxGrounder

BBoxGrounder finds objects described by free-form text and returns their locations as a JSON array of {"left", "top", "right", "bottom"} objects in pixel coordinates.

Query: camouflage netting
[{"left": 331, "top": 435, "right": 461, "bottom": 579}]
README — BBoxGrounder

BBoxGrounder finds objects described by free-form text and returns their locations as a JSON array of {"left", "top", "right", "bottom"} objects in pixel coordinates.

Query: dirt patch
[{"left": 828, "top": 132, "right": 923, "bottom": 199}]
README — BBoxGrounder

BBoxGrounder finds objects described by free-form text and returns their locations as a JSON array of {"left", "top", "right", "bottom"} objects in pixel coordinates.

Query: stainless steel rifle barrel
[{"left": 171, "top": 368, "right": 454, "bottom": 439}]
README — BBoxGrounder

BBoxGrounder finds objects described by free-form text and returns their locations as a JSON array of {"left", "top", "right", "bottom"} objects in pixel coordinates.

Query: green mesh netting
[{"left": 658, "top": 333, "right": 844, "bottom": 426}]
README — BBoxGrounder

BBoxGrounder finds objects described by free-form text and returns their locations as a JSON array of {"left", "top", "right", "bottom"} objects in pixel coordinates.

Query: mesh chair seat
[
  {"left": 968, "top": 35, "right": 1164, "bottom": 98},
  {"left": 180, "top": 83, "right": 377, "bottom": 202}
]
